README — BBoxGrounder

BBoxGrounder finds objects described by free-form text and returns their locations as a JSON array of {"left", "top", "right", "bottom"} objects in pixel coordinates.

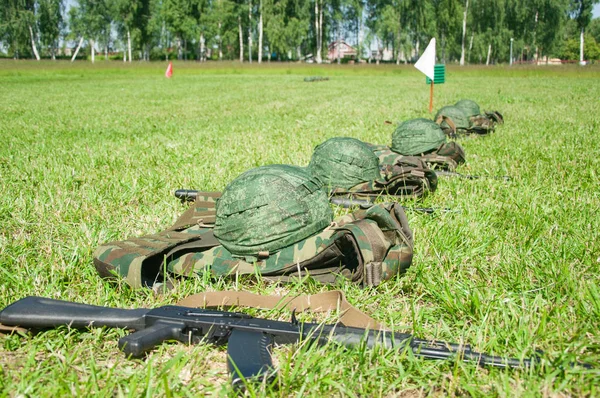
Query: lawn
[{"left": 0, "top": 60, "right": 599, "bottom": 396}]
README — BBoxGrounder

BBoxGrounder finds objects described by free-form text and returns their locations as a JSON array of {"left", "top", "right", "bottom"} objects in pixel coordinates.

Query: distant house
[{"left": 327, "top": 41, "right": 356, "bottom": 61}]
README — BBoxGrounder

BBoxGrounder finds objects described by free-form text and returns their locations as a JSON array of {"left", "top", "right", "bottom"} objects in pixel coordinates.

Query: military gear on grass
[
  {"left": 350, "top": 143, "right": 439, "bottom": 195},
  {"left": 454, "top": 99, "right": 504, "bottom": 131},
  {"left": 376, "top": 126, "right": 466, "bottom": 171},
  {"left": 304, "top": 76, "right": 329, "bottom": 82},
  {"left": 309, "top": 137, "right": 381, "bottom": 190},
  {"left": 94, "top": 193, "right": 414, "bottom": 288},
  {"left": 307, "top": 137, "right": 435, "bottom": 199},
  {"left": 214, "top": 164, "right": 332, "bottom": 257},
  {"left": 426, "top": 141, "right": 466, "bottom": 169},
  {"left": 391, "top": 118, "right": 446, "bottom": 155},
  {"left": 434, "top": 106, "right": 471, "bottom": 136}
]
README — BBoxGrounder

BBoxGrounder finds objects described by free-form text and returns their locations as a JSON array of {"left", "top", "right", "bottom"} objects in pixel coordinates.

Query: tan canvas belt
[
  {"left": 0, "top": 323, "right": 26, "bottom": 334},
  {"left": 176, "top": 290, "right": 383, "bottom": 329}
]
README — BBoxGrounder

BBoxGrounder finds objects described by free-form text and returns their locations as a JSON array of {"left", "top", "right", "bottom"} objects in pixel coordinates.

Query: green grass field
[{"left": 1, "top": 61, "right": 599, "bottom": 396}]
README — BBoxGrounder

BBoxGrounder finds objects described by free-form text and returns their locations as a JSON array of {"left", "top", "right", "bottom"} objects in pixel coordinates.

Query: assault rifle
[
  {"left": 1, "top": 297, "right": 537, "bottom": 387},
  {"left": 174, "top": 189, "right": 450, "bottom": 215},
  {"left": 329, "top": 197, "right": 455, "bottom": 214},
  {"left": 434, "top": 171, "right": 512, "bottom": 182}
]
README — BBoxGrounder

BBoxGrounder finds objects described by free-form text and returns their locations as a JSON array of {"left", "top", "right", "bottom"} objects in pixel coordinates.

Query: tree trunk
[
  {"left": 123, "top": 47, "right": 126, "bottom": 62},
  {"left": 358, "top": 12, "right": 363, "bottom": 60},
  {"left": 316, "top": 0, "right": 323, "bottom": 64},
  {"left": 318, "top": 1, "right": 323, "bottom": 63},
  {"left": 89, "top": 39, "right": 95, "bottom": 63},
  {"left": 337, "top": 23, "right": 341, "bottom": 64},
  {"left": 127, "top": 29, "right": 132, "bottom": 63},
  {"left": 396, "top": 20, "right": 401, "bottom": 65},
  {"left": 28, "top": 25, "right": 40, "bottom": 61},
  {"left": 258, "top": 1, "right": 263, "bottom": 63},
  {"left": 200, "top": 33, "right": 205, "bottom": 61},
  {"left": 71, "top": 37, "right": 84, "bottom": 62},
  {"left": 485, "top": 43, "right": 491, "bottom": 65},
  {"left": 459, "top": 0, "right": 468, "bottom": 66},
  {"left": 468, "top": 33, "right": 473, "bottom": 63},
  {"left": 177, "top": 37, "right": 182, "bottom": 60},
  {"left": 580, "top": 27, "right": 584, "bottom": 63},
  {"left": 248, "top": 0, "right": 252, "bottom": 63},
  {"left": 315, "top": 0, "right": 320, "bottom": 63},
  {"left": 533, "top": 11, "right": 538, "bottom": 63},
  {"left": 239, "top": 16, "right": 244, "bottom": 62},
  {"left": 218, "top": 20, "right": 223, "bottom": 60},
  {"left": 105, "top": 43, "right": 108, "bottom": 61}
]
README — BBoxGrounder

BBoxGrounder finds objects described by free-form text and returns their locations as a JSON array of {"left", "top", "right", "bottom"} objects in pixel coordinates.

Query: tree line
[{"left": 1, "top": 0, "right": 599, "bottom": 64}]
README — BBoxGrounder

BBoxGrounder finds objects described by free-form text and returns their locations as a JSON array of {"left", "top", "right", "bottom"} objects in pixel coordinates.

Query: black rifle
[
  {"left": 1, "top": 297, "right": 536, "bottom": 387},
  {"left": 174, "top": 190, "right": 449, "bottom": 215},
  {"left": 329, "top": 197, "right": 454, "bottom": 215},
  {"left": 435, "top": 171, "right": 512, "bottom": 182}
]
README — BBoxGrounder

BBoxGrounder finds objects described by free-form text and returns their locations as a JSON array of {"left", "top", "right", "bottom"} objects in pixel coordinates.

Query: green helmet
[
  {"left": 434, "top": 105, "right": 470, "bottom": 131},
  {"left": 214, "top": 164, "right": 333, "bottom": 256},
  {"left": 455, "top": 99, "right": 481, "bottom": 117},
  {"left": 308, "top": 137, "right": 381, "bottom": 190},
  {"left": 391, "top": 118, "right": 446, "bottom": 155}
]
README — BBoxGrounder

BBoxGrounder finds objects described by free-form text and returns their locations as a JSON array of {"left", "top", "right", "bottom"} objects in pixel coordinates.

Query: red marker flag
[{"left": 165, "top": 62, "right": 173, "bottom": 78}]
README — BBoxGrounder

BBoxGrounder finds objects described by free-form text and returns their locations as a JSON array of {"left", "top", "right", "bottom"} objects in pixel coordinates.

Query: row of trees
[{"left": 1, "top": 0, "right": 599, "bottom": 63}]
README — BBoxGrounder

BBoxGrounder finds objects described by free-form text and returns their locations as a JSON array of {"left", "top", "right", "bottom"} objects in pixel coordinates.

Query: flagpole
[{"left": 429, "top": 81, "right": 434, "bottom": 113}]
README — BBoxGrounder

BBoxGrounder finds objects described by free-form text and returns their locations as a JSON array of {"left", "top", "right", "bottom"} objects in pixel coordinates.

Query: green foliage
[
  {"left": 559, "top": 33, "right": 600, "bottom": 59},
  {"left": 37, "top": 0, "right": 64, "bottom": 57},
  {"left": 570, "top": 0, "right": 596, "bottom": 30},
  {"left": 589, "top": 17, "right": 600, "bottom": 42}
]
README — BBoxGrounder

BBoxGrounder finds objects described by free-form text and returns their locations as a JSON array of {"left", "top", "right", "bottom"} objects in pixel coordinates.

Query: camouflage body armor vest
[
  {"left": 94, "top": 175, "right": 414, "bottom": 289},
  {"left": 368, "top": 142, "right": 465, "bottom": 172}
]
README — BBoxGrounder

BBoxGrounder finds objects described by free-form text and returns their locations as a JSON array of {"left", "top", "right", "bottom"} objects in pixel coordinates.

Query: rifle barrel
[
  {"left": 174, "top": 189, "right": 199, "bottom": 202},
  {"left": 435, "top": 171, "right": 511, "bottom": 182}
]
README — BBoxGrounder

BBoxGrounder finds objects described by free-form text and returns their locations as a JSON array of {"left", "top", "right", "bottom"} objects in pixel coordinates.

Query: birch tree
[
  {"left": 38, "top": 0, "right": 64, "bottom": 60},
  {"left": 459, "top": 0, "right": 468, "bottom": 65},
  {"left": 570, "top": 0, "right": 598, "bottom": 62},
  {"left": 314, "top": 0, "right": 324, "bottom": 63},
  {"left": 163, "top": 0, "right": 196, "bottom": 60}
]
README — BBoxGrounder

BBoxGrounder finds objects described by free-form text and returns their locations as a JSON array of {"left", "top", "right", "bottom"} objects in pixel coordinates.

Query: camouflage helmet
[
  {"left": 455, "top": 99, "right": 481, "bottom": 117},
  {"left": 214, "top": 164, "right": 333, "bottom": 256},
  {"left": 391, "top": 118, "right": 446, "bottom": 155},
  {"left": 308, "top": 137, "right": 381, "bottom": 190},
  {"left": 434, "top": 105, "right": 470, "bottom": 131}
]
